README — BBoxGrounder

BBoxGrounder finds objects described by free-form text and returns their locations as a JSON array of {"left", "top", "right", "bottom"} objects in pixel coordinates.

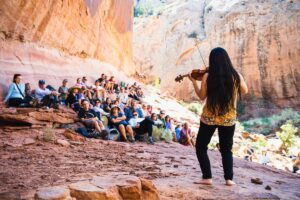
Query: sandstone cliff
[
  {"left": 133, "top": 0, "right": 300, "bottom": 106},
  {"left": 0, "top": 0, "right": 134, "bottom": 98}
]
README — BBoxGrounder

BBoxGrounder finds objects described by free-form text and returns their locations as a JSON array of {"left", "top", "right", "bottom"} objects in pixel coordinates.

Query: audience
[
  {"left": 179, "top": 122, "right": 195, "bottom": 147},
  {"left": 3, "top": 73, "right": 195, "bottom": 146}
]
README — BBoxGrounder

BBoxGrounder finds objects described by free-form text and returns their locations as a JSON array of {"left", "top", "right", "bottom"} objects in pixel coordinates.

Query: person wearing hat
[
  {"left": 66, "top": 86, "right": 80, "bottom": 111},
  {"left": 35, "top": 80, "right": 59, "bottom": 107},
  {"left": 58, "top": 79, "right": 69, "bottom": 105},
  {"left": 109, "top": 105, "right": 135, "bottom": 143},
  {"left": 78, "top": 99, "right": 108, "bottom": 139}
]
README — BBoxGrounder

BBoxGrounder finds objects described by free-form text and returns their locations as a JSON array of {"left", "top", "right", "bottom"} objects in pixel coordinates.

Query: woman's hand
[{"left": 188, "top": 73, "right": 196, "bottom": 83}]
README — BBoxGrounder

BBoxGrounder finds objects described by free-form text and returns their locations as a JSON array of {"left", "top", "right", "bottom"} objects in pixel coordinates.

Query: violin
[{"left": 175, "top": 68, "right": 208, "bottom": 83}]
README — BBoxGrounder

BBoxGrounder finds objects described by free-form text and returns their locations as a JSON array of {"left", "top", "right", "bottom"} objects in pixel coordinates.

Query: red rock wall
[
  {"left": 0, "top": 0, "right": 134, "bottom": 72},
  {"left": 133, "top": 0, "right": 300, "bottom": 107}
]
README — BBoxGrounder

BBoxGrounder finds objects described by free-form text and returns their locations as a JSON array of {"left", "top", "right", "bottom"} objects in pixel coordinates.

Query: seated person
[
  {"left": 109, "top": 105, "right": 135, "bottom": 143},
  {"left": 103, "top": 97, "right": 112, "bottom": 113},
  {"left": 25, "top": 83, "right": 35, "bottom": 100},
  {"left": 66, "top": 86, "right": 80, "bottom": 111},
  {"left": 78, "top": 99, "right": 108, "bottom": 138},
  {"left": 4, "top": 74, "right": 29, "bottom": 107},
  {"left": 76, "top": 87, "right": 88, "bottom": 106},
  {"left": 141, "top": 104, "right": 150, "bottom": 117},
  {"left": 179, "top": 122, "right": 194, "bottom": 146},
  {"left": 92, "top": 80, "right": 106, "bottom": 101},
  {"left": 81, "top": 77, "right": 92, "bottom": 99},
  {"left": 106, "top": 76, "right": 116, "bottom": 94},
  {"left": 128, "top": 89, "right": 140, "bottom": 101},
  {"left": 98, "top": 73, "right": 105, "bottom": 83},
  {"left": 124, "top": 100, "right": 144, "bottom": 121},
  {"left": 35, "top": 80, "right": 59, "bottom": 108},
  {"left": 174, "top": 124, "right": 181, "bottom": 142},
  {"left": 93, "top": 99, "right": 109, "bottom": 118},
  {"left": 157, "top": 110, "right": 167, "bottom": 129},
  {"left": 117, "top": 87, "right": 128, "bottom": 105},
  {"left": 75, "top": 78, "right": 83, "bottom": 87},
  {"left": 58, "top": 79, "right": 69, "bottom": 105},
  {"left": 129, "top": 111, "right": 157, "bottom": 144},
  {"left": 165, "top": 115, "right": 173, "bottom": 130}
]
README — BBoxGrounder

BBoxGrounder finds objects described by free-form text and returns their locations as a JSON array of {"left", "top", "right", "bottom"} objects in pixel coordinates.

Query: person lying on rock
[
  {"left": 78, "top": 99, "right": 108, "bottom": 138},
  {"left": 4, "top": 74, "right": 31, "bottom": 107},
  {"left": 109, "top": 105, "right": 135, "bottom": 143},
  {"left": 66, "top": 86, "right": 80, "bottom": 112},
  {"left": 58, "top": 79, "right": 69, "bottom": 105},
  {"left": 35, "top": 80, "right": 59, "bottom": 108}
]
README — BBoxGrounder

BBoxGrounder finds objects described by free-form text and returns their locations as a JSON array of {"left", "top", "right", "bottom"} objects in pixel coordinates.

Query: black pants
[
  {"left": 196, "top": 121, "right": 235, "bottom": 180},
  {"left": 8, "top": 98, "right": 27, "bottom": 107},
  {"left": 136, "top": 118, "right": 153, "bottom": 137}
]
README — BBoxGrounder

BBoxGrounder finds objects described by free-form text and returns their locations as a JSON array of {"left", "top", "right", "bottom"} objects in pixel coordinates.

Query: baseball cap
[{"left": 38, "top": 80, "right": 45, "bottom": 85}]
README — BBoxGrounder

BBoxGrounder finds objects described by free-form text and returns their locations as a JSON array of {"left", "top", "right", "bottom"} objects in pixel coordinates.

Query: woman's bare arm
[
  {"left": 239, "top": 73, "right": 248, "bottom": 94},
  {"left": 189, "top": 73, "right": 208, "bottom": 101}
]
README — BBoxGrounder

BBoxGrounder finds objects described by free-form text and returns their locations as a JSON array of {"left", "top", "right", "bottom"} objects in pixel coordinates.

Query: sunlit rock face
[
  {"left": 0, "top": 0, "right": 134, "bottom": 98},
  {"left": 133, "top": 0, "right": 300, "bottom": 106}
]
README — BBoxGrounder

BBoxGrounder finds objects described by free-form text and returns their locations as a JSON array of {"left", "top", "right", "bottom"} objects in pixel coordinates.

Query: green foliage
[
  {"left": 242, "top": 108, "right": 300, "bottom": 135},
  {"left": 276, "top": 121, "right": 298, "bottom": 153},
  {"left": 134, "top": 0, "right": 154, "bottom": 17},
  {"left": 42, "top": 127, "right": 55, "bottom": 142},
  {"left": 187, "top": 102, "right": 202, "bottom": 115},
  {"left": 237, "top": 101, "right": 246, "bottom": 115}
]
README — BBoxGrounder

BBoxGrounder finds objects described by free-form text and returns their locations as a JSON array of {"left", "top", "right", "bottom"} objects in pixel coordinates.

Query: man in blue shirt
[{"left": 124, "top": 100, "right": 144, "bottom": 121}]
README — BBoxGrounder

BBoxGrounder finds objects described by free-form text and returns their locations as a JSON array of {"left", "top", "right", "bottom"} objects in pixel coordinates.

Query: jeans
[
  {"left": 196, "top": 121, "right": 235, "bottom": 180},
  {"left": 8, "top": 98, "right": 27, "bottom": 107},
  {"left": 136, "top": 117, "right": 154, "bottom": 137}
]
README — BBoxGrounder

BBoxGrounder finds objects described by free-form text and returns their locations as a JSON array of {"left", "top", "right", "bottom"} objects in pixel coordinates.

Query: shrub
[
  {"left": 187, "top": 102, "right": 202, "bottom": 115},
  {"left": 242, "top": 108, "right": 300, "bottom": 135},
  {"left": 134, "top": 0, "right": 154, "bottom": 17},
  {"left": 276, "top": 121, "right": 298, "bottom": 153}
]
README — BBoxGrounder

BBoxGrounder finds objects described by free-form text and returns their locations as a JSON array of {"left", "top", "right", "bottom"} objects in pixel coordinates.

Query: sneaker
[
  {"left": 128, "top": 138, "right": 135, "bottom": 143},
  {"left": 147, "top": 137, "right": 154, "bottom": 145}
]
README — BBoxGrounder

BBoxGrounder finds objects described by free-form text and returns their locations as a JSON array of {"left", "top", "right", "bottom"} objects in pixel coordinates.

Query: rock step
[{"left": 35, "top": 175, "right": 159, "bottom": 200}]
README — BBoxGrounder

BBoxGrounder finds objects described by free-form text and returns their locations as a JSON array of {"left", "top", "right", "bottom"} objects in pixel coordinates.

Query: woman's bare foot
[
  {"left": 194, "top": 179, "right": 213, "bottom": 185},
  {"left": 225, "top": 180, "right": 236, "bottom": 186}
]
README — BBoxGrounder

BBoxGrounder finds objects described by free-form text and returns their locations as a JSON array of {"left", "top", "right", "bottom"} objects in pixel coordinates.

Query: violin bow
[{"left": 194, "top": 37, "right": 207, "bottom": 68}]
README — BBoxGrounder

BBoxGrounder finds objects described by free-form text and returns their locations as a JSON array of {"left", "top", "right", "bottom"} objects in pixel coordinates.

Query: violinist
[{"left": 188, "top": 47, "right": 248, "bottom": 186}]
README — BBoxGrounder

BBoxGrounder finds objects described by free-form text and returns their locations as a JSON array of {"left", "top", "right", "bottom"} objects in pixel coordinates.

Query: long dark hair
[
  {"left": 13, "top": 74, "right": 21, "bottom": 83},
  {"left": 206, "top": 47, "right": 241, "bottom": 115}
]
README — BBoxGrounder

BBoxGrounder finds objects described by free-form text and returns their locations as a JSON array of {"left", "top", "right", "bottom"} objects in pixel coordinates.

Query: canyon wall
[
  {"left": 133, "top": 0, "right": 300, "bottom": 106},
  {"left": 0, "top": 0, "right": 134, "bottom": 98}
]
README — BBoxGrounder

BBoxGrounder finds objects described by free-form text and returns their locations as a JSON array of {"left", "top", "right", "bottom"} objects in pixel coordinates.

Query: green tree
[{"left": 276, "top": 121, "right": 298, "bottom": 153}]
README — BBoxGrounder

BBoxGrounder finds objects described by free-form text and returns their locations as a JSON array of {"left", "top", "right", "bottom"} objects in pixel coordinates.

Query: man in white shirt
[
  {"left": 118, "top": 87, "right": 128, "bottom": 104},
  {"left": 128, "top": 111, "right": 144, "bottom": 128},
  {"left": 35, "top": 80, "right": 59, "bottom": 107}
]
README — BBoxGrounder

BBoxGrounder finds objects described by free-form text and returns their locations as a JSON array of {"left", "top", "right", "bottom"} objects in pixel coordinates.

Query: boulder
[
  {"left": 69, "top": 181, "right": 120, "bottom": 200},
  {"left": 140, "top": 178, "right": 160, "bottom": 200},
  {"left": 56, "top": 139, "right": 70, "bottom": 147},
  {"left": 29, "top": 112, "right": 76, "bottom": 124},
  {"left": 68, "top": 176, "right": 159, "bottom": 200},
  {"left": 35, "top": 186, "right": 72, "bottom": 200},
  {"left": 23, "top": 138, "right": 36, "bottom": 146}
]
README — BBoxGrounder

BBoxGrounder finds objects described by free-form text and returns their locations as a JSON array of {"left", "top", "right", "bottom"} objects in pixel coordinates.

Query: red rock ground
[{"left": 0, "top": 127, "right": 299, "bottom": 200}]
